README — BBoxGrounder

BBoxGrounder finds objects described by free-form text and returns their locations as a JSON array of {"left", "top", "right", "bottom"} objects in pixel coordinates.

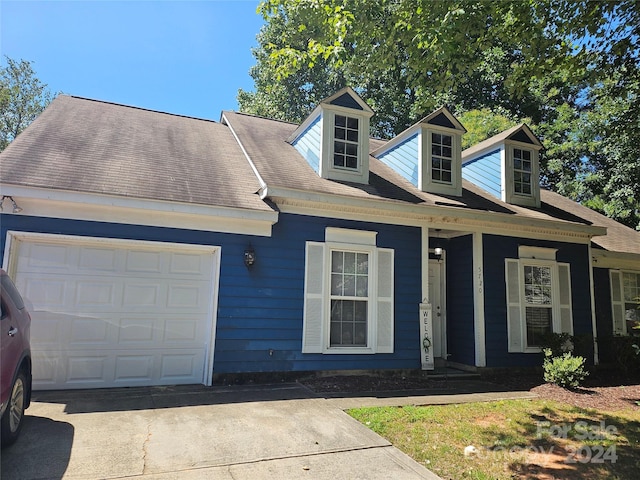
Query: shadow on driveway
[
  {"left": 1, "top": 415, "right": 73, "bottom": 480},
  {"left": 30, "top": 383, "right": 320, "bottom": 414}
]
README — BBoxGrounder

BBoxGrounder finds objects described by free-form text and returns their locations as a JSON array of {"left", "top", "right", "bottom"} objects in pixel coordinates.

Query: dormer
[
  {"left": 288, "top": 87, "right": 374, "bottom": 185},
  {"left": 461, "top": 124, "right": 543, "bottom": 208},
  {"left": 372, "top": 107, "right": 466, "bottom": 196}
]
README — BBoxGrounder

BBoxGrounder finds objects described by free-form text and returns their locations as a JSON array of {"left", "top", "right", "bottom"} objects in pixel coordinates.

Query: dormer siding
[
  {"left": 288, "top": 87, "right": 374, "bottom": 185},
  {"left": 461, "top": 124, "right": 543, "bottom": 208},
  {"left": 377, "top": 132, "right": 420, "bottom": 186},
  {"left": 461, "top": 148, "right": 502, "bottom": 199},
  {"left": 292, "top": 114, "right": 322, "bottom": 173}
]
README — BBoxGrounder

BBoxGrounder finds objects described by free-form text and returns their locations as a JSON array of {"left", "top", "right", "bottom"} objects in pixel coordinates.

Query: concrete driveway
[{"left": 1, "top": 383, "right": 442, "bottom": 479}]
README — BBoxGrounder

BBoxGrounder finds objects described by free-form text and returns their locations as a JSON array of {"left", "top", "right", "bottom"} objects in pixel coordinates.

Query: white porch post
[{"left": 472, "top": 231, "right": 486, "bottom": 367}]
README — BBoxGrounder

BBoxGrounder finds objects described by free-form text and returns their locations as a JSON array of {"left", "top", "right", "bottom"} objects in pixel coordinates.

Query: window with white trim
[
  {"left": 333, "top": 114, "right": 359, "bottom": 170},
  {"left": 302, "top": 228, "right": 394, "bottom": 354},
  {"left": 523, "top": 265, "right": 553, "bottom": 347},
  {"left": 513, "top": 148, "right": 533, "bottom": 196},
  {"left": 505, "top": 255, "right": 573, "bottom": 352},
  {"left": 330, "top": 250, "right": 369, "bottom": 346},
  {"left": 431, "top": 132, "right": 453, "bottom": 184},
  {"left": 610, "top": 270, "right": 640, "bottom": 335}
]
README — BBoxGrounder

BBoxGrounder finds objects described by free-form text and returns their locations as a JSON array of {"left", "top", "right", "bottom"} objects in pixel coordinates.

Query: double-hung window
[
  {"left": 513, "top": 148, "right": 533, "bottom": 196},
  {"left": 523, "top": 265, "right": 553, "bottom": 347},
  {"left": 505, "top": 251, "right": 573, "bottom": 352},
  {"left": 330, "top": 250, "right": 369, "bottom": 347},
  {"left": 431, "top": 132, "right": 453, "bottom": 184},
  {"left": 333, "top": 114, "right": 359, "bottom": 170},
  {"left": 302, "top": 228, "right": 394, "bottom": 354},
  {"left": 610, "top": 270, "right": 640, "bottom": 335}
]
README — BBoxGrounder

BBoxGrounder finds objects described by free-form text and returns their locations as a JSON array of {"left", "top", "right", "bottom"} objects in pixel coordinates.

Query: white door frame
[{"left": 429, "top": 257, "right": 447, "bottom": 359}]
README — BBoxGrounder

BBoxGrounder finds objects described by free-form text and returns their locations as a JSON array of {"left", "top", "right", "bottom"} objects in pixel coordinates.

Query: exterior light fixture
[
  {"left": 10, "top": 197, "right": 22, "bottom": 213},
  {"left": 434, "top": 247, "right": 443, "bottom": 261},
  {"left": 0, "top": 196, "right": 22, "bottom": 213},
  {"left": 244, "top": 247, "right": 256, "bottom": 267}
]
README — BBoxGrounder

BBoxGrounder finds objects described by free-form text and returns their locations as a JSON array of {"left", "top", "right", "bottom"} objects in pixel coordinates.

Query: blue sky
[{"left": 1, "top": 1, "right": 265, "bottom": 120}]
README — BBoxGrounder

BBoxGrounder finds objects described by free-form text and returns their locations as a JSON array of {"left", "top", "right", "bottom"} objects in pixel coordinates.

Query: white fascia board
[
  {"left": 592, "top": 249, "right": 640, "bottom": 269},
  {"left": 462, "top": 143, "right": 505, "bottom": 165},
  {"left": 263, "top": 185, "right": 607, "bottom": 241},
  {"left": 504, "top": 138, "right": 543, "bottom": 152},
  {"left": 371, "top": 124, "right": 422, "bottom": 157},
  {"left": 286, "top": 106, "right": 323, "bottom": 143},
  {"left": 1, "top": 185, "right": 278, "bottom": 237}
]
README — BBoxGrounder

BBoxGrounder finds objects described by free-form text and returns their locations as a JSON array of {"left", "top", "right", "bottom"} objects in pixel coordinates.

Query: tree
[
  {"left": 0, "top": 57, "right": 54, "bottom": 151},
  {"left": 239, "top": 0, "right": 640, "bottom": 229}
]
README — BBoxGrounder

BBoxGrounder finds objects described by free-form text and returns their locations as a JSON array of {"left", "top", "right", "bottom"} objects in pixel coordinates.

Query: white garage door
[{"left": 7, "top": 233, "right": 219, "bottom": 390}]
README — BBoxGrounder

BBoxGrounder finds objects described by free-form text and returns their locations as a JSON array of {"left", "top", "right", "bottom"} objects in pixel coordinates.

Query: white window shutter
[
  {"left": 505, "top": 259, "right": 524, "bottom": 352},
  {"left": 376, "top": 248, "right": 394, "bottom": 353},
  {"left": 610, "top": 270, "right": 626, "bottom": 335},
  {"left": 557, "top": 263, "right": 573, "bottom": 334},
  {"left": 302, "top": 242, "right": 325, "bottom": 353}
]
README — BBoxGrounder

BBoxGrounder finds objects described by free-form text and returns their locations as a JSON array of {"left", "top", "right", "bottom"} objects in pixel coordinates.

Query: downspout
[{"left": 588, "top": 242, "right": 599, "bottom": 365}]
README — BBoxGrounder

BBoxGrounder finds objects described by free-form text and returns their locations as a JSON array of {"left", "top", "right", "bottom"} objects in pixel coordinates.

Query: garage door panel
[
  {"left": 11, "top": 235, "right": 218, "bottom": 390},
  {"left": 19, "top": 243, "right": 73, "bottom": 272},
  {"left": 170, "top": 252, "right": 212, "bottom": 276},
  {"left": 122, "top": 283, "right": 161, "bottom": 307},
  {"left": 125, "top": 250, "right": 164, "bottom": 273},
  {"left": 118, "top": 317, "right": 157, "bottom": 343},
  {"left": 114, "top": 355, "right": 155, "bottom": 382},
  {"left": 79, "top": 247, "right": 119, "bottom": 272},
  {"left": 76, "top": 281, "right": 118, "bottom": 306},
  {"left": 22, "top": 277, "right": 67, "bottom": 307},
  {"left": 160, "top": 353, "right": 201, "bottom": 380}
]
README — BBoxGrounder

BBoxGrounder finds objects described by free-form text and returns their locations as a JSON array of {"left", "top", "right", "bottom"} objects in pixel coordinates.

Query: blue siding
[
  {"left": 482, "top": 234, "right": 593, "bottom": 367},
  {"left": 442, "top": 235, "right": 476, "bottom": 365},
  {"left": 377, "top": 132, "right": 420, "bottom": 186},
  {"left": 593, "top": 267, "right": 616, "bottom": 363},
  {"left": 462, "top": 149, "right": 501, "bottom": 199},
  {"left": 292, "top": 114, "right": 322, "bottom": 172},
  {"left": 1, "top": 212, "right": 423, "bottom": 376}
]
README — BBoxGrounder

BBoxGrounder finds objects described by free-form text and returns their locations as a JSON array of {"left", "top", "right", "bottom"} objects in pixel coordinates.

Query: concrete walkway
[{"left": 1, "top": 382, "right": 536, "bottom": 479}]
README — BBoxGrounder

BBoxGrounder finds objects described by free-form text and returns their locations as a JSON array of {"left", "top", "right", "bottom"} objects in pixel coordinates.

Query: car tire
[{"left": 1, "top": 370, "right": 27, "bottom": 448}]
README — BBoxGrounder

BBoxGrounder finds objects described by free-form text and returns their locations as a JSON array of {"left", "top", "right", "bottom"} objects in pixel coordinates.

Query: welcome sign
[{"left": 419, "top": 303, "right": 435, "bottom": 370}]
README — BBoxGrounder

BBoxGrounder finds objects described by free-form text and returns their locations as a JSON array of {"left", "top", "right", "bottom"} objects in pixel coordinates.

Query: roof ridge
[
  {"left": 223, "top": 109, "right": 299, "bottom": 126},
  {"left": 67, "top": 95, "right": 218, "bottom": 124}
]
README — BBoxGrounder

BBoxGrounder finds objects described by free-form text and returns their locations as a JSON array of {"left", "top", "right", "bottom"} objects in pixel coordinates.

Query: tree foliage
[
  {"left": 239, "top": 0, "right": 640, "bottom": 229},
  {"left": 0, "top": 57, "right": 54, "bottom": 151}
]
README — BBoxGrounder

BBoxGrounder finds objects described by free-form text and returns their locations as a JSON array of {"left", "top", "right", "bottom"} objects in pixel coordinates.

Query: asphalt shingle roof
[
  {"left": 2, "top": 97, "right": 638, "bottom": 255},
  {"left": 0, "top": 95, "right": 272, "bottom": 212}
]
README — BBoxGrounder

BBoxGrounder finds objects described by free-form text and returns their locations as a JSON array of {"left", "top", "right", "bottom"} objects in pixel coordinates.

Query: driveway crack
[{"left": 142, "top": 421, "right": 152, "bottom": 474}]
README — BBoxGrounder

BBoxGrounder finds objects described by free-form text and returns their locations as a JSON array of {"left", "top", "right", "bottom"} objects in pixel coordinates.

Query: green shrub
[{"left": 542, "top": 348, "right": 589, "bottom": 389}]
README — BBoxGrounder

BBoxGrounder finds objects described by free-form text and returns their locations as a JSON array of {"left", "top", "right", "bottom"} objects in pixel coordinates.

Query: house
[{"left": 1, "top": 87, "right": 638, "bottom": 390}]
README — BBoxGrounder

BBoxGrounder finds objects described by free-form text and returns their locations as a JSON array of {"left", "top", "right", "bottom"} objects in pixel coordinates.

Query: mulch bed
[{"left": 299, "top": 371, "right": 640, "bottom": 411}]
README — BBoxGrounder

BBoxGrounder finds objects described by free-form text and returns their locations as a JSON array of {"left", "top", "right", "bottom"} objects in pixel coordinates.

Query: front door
[{"left": 429, "top": 260, "right": 446, "bottom": 358}]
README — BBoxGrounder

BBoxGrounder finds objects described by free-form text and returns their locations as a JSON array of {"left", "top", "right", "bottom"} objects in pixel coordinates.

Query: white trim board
[{"left": 1, "top": 185, "right": 278, "bottom": 236}]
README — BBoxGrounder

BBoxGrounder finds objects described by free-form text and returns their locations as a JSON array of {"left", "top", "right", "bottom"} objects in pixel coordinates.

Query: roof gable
[
  {"left": 321, "top": 86, "right": 374, "bottom": 114},
  {"left": 420, "top": 106, "right": 467, "bottom": 133}
]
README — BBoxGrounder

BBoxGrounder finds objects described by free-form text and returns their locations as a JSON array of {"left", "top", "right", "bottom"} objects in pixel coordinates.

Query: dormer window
[
  {"left": 431, "top": 132, "right": 453, "bottom": 184},
  {"left": 513, "top": 148, "right": 533, "bottom": 196},
  {"left": 334, "top": 115, "right": 359, "bottom": 170},
  {"left": 288, "top": 87, "right": 374, "bottom": 185},
  {"left": 462, "top": 124, "right": 543, "bottom": 208},
  {"left": 372, "top": 106, "right": 466, "bottom": 197}
]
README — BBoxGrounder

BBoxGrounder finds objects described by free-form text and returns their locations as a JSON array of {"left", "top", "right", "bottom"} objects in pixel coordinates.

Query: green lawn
[{"left": 348, "top": 400, "right": 640, "bottom": 479}]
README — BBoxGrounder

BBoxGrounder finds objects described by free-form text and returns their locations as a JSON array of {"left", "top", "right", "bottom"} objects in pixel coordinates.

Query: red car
[{"left": 1, "top": 268, "right": 32, "bottom": 448}]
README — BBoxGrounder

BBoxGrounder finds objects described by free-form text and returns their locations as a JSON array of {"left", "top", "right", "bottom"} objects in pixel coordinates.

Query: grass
[{"left": 348, "top": 400, "right": 640, "bottom": 479}]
